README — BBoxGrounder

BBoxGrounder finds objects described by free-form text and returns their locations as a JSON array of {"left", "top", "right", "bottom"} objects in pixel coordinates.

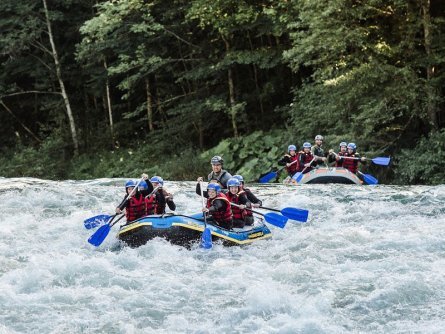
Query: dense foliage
[{"left": 0, "top": 0, "right": 444, "bottom": 184}]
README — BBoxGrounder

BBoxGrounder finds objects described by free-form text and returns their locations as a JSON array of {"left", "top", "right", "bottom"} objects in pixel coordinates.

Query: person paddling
[
  {"left": 207, "top": 156, "right": 232, "bottom": 189},
  {"left": 278, "top": 145, "right": 300, "bottom": 178},
  {"left": 233, "top": 174, "right": 261, "bottom": 226},
  {"left": 311, "top": 135, "right": 327, "bottom": 166},
  {"left": 300, "top": 142, "right": 317, "bottom": 173},
  {"left": 196, "top": 177, "right": 233, "bottom": 230},
  {"left": 145, "top": 175, "right": 176, "bottom": 214},
  {"left": 328, "top": 141, "right": 348, "bottom": 167},
  {"left": 116, "top": 180, "right": 147, "bottom": 222},
  {"left": 226, "top": 178, "right": 250, "bottom": 228},
  {"left": 338, "top": 143, "right": 366, "bottom": 174}
]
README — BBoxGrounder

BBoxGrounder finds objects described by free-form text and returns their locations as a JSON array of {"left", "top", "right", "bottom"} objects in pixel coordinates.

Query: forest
[{"left": 0, "top": 0, "right": 444, "bottom": 184}]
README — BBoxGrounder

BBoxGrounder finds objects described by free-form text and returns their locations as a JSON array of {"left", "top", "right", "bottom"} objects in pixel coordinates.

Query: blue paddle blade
[
  {"left": 281, "top": 207, "right": 309, "bottom": 222},
  {"left": 84, "top": 214, "right": 112, "bottom": 229},
  {"left": 362, "top": 173, "right": 378, "bottom": 185},
  {"left": 88, "top": 223, "right": 111, "bottom": 247},
  {"left": 264, "top": 212, "right": 288, "bottom": 228},
  {"left": 293, "top": 172, "right": 303, "bottom": 183},
  {"left": 371, "top": 157, "right": 390, "bottom": 166},
  {"left": 259, "top": 171, "right": 277, "bottom": 183},
  {"left": 200, "top": 227, "right": 213, "bottom": 249}
]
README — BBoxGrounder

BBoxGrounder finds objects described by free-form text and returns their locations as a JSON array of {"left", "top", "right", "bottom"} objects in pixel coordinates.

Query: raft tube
[
  {"left": 117, "top": 213, "right": 272, "bottom": 248},
  {"left": 289, "top": 167, "right": 362, "bottom": 185}
]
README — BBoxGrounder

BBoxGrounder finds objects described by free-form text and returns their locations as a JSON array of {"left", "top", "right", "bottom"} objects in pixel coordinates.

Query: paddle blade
[
  {"left": 362, "top": 173, "right": 378, "bottom": 185},
  {"left": 259, "top": 171, "right": 277, "bottom": 183},
  {"left": 88, "top": 224, "right": 111, "bottom": 247},
  {"left": 281, "top": 207, "right": 309, "bottom": 223},
  {"left": 200, "top": 227, "right": 213, "bottom": 249},
  {"left": 293, "top": 172, "right": 303, "bottom": 183},
  {"left": 264, "top": 212, "right": 288, "bottom": 228},
  {"left": 84, "top": 214, "right": 112, "bottom": 229},
  {"left": 371, "top": 157, "right": 390, "bottom": 166}
]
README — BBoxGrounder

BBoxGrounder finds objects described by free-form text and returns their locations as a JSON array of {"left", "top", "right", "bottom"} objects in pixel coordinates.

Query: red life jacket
[
  {"left": 145, "top": 195, "right": 156, "bottom": 215},
  {"left": 335, "top": 151, "right": 346, "bottom": 167},
  {"left": 285, "top": 154, "right": 300, "bottom": 174},
  {"left": 300, "top": 152, "right": 314, "bottom": 173},
  {"left": 342, "top": 153, "right": 359, "bottom": 174},
  {"left": 207, "top": 193, "right": 233, "bottom": 223},
  {"left": 126, "top": 194, "right": 146, "bottom": 222},
  {"left": 226, "top": 190, "right": 246, "bottom": 220}
]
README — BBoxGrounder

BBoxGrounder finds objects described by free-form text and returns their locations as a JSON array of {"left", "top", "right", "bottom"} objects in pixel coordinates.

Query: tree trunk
[
  {"left": 104, "top": 58, "right": 115, "bottom": 147},
  {"left": 145, "top": 78, "right": 154, "bottom": 132},
  {"left": 0, "top": 101, "right": 41, "bottom": 143},
  {"left": 222, "top": 35, "right": 238, "bottom": 138},
  {"left": 42, "top": 0, "right": 79, "bottom": 155},
  {"left": 421, "top": 0, "right": 438, "bottom": 129}
]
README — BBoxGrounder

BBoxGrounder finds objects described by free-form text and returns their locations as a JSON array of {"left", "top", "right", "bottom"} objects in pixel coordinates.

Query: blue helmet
[
  {"left": 339, "top": 142, "right": 347, "bottom": 148},
  {"left": 150, "top": 176, "right": 164, "bottom": 186},
  {"left": 207, "top": 183, "right": 221, "bottom": 193},
  {"left": 125, "top": 180, "right": 136, "bottom": 188},
  {"left": 288, "top": 145, "right": 297, "bottom": 152},
  {"left": 138, "top": 180, "right": 148, "bottom": 191},
  {"left": 347, "top": 143, "right": 357, "bottom": 151},
  {"left": 303, "top": 142, "right": 311, "bottom": 149},
  {"left": 233, "top": 175, "right": 244, "bottom": 183},
  {"left": 227, "top": 178, "right": 241, "bottom": 188}
]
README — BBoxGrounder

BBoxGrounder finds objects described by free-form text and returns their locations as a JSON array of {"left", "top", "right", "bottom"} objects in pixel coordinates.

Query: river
[{"left": 0, "top": 178, "right": 444, "bottom": 333}]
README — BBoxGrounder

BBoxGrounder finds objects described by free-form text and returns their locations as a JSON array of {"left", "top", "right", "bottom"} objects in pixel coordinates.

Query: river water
[{"left": 0, "top": 178, "right": 444, "bottom": 333}]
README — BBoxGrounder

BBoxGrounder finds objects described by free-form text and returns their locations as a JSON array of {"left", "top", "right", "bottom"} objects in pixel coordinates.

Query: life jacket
[
  {"left": 207, "top": 193, "right": 232, "bottom": 223},
  {"left": 312, "top": 145, "right": 325, "bottom": 166},
  {"left": 284, "top": 154, "right": 300, "bottom": 175},
  {"left": 226, "top": 190, "right": 247, "bottom": 220},
  {"left": 145, "top": 194, "right": 156, "bottom": 215},
  {"left": 208, "top": 170, "right": 228, "bottom": 188},
  {"left": 299, "top": 152, "right": 314, "bottom": 173},
  {"left": 342, "top": 152, "right": 359, "bottom": 174},
  {"left": 335, "top": 151, "right": 346, "bottom": 167},
  {"left": 126, "top": 194, "right": 146, "bottom": 222}
]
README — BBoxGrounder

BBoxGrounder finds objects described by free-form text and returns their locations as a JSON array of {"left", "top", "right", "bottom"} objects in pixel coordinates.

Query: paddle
[
  {"left": 340, "top": 156, "right": 390, "bottom": 166},
  {"left": 231, "top": 203, "right": 288, "bottom": 228},
  {"left": 357, "top": 171, "right": 379, "bottom": 185},
  {"left": 259, "top": 206, "right": 309, "bottom": 223},
  {"left": 84, "top": 186, "right": 159, "bottom": 230},
  {"left": 292, "top": 157, "right": 316, "bottom": 183},
  {"left": 84, "top": 214, "right": 115, "bottom": 229},
  {"left": 259, "top": 158, "right": 299, "bottom": 183},
  {"left": 88, "top": 177, "right": 144, "bottom": 247},
  {"left": 199, "top": 181, "right": 212, "bottom": 249}
]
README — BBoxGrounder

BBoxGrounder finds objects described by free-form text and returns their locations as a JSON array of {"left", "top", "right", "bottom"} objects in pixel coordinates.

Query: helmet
[
  {"left": 207, "top": 183, "right": 221, "bottom": 193},
  {"left": 339, "top": 142, "right": 347, "bottom": 148},
  {"left": 210, "top": 156, "right": 223, "bottom": 165},
  {"left": 138, "top": 180, "right": 148, "bottom": 191},
  {"left": 288, "top": 145, "right": 297, "bottom": 152},
  {"left": 303, "top": 142, "right": 311, "bottom": 149},
  {"left": 150, "top": 176, "right": 164, "bottom": 186},
  {"left": 227, "top": 178, "right": 241, "bottom": 188},
  {"left": 125, "top": 180, "right": 136, "bottom": 188},
  {"left": 233, "top": 175, "right": 244, "bottom": 183},
  {"left": 347, "top": 143, "right": 357, "bottom": 151},
  {"left": 315, "top": 135, "right": 324, "bottom": 141}
]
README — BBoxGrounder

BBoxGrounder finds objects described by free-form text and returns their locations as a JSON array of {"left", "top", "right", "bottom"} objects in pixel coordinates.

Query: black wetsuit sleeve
[
  {"left": 278, "top": 156, "right": 290, "bottom": 166},
  {"left": 155, "top": 191, "right": 166, "bottom": 207},
  {"left": 245, "top": 190, "right": 262, "bottom": 206},
  {"left": 196, "top": 182, "right": 209, "bottom": 198},
  {"left": 167, "top": 198, "right": 176, "bottom": 211},
  {"left": 117, "top": 195, "right": 129, "bottom": 211},
  {"left": 239, "top": 193, "right": 249, "bottom": 205},
  {"left": 146, "top": 181, "right": 154, "bottom": 194},
  {"left": 208, "top": 198, "right": 226, "bottom": 213}
]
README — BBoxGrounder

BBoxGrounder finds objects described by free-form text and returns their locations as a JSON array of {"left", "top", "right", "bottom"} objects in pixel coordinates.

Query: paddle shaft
[
  {"left": 231, "top": 203, "right": 263, "bottom": 217},
  {"left": 199, "top": 181, "right": 207, "bottom": 226}
]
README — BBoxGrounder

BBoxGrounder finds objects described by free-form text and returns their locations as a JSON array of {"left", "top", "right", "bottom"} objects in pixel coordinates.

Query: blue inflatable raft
[{"left": 117, "top": 213, "right": 272, "bottom": 248}]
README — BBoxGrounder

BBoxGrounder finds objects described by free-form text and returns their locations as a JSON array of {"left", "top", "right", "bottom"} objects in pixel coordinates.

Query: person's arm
[
  {"left": 196, "top": 182, "right": 209, "bottom": 197},
  {"left": 208, "top": 198, "right": 226, "bottom": 213},
  {"left": 278, "top": 155, "right": 290, "bottom": 166},
  {"left": 116, "top": 195, "right": 129, "bottom": 212},
  {"left": 165, "top": 191, "right": 176, "bottom": 211},
  {"left": 155, "top": 191, "right": 166, "bottom": 207},
  {"left": 246, "top": 190, "right": 262, "bottom": 206}
]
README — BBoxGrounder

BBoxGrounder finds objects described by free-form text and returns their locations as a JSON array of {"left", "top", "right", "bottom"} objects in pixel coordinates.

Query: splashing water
[{"left": 0, "top": 178, "right": 444, "bottom": 333}]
